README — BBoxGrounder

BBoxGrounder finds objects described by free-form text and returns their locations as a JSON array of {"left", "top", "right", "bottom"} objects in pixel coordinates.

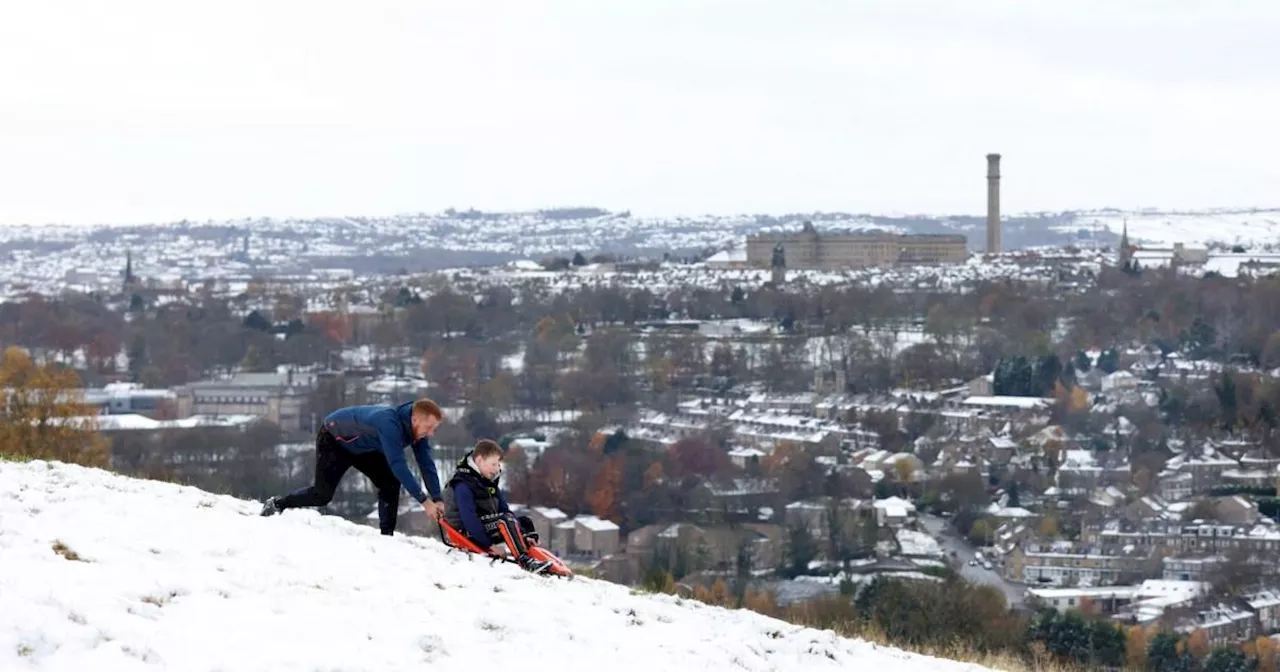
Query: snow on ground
[
  {"left": 1198, "top": 252, "right": 1280, "bottom": 278},
  {"left": 500, "top": 350, "right": 525, "bottom": 373},
  {"left": 0, "top": 460, "right": 995, "bottom": 672},
  {"left": 1058, "top": 208, "right": 1280, "bottom": 246},
  {"left": 895, "top": 529, "right": 945, "bottom": 558},
  {"left": 690, "top": 330, "right": 933, "bottom": 368}
]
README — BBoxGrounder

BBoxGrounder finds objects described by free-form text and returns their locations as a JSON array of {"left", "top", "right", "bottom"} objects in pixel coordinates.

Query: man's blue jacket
[{"left": 321, "top": 401, "right": 442, "bottom": 504}]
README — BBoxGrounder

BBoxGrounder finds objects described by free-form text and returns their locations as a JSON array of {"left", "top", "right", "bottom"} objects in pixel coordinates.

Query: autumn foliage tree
[
  {"left": 760, "top": 441, "right": 802, "bottom": 475},
  {"left": 1051, "top": 380, "right": 1091, "bottom": 425},
  {"left": 1124, "top": 624, "right": 1152, "bottom": 671},
  {"left": 586, "top": 455, "right": 623, "bottom": 520},
  {"left": 420, "top": 342, "right": 482, "bottom": 403},
  {"left": 526, "top": 448, "right": 573, "bottom": 512},
  {"left": 0, "top": 346, "right": 108, "bottom": 467},
  {"left": 741, "top": 588, "right": 780, "bottom": 616},
  {"left": 308, "top": 311, "right": 352, "bottom": 344},
  {"left": 1186, "top": 628, "right": 1212, "bottom": 661},
  {"left": 762, "top": 441, "right": 825, "bottom": 502},
  {"left": 692, "top": 577, "right": 733, "bottom": 607},
  {"left": 1245, "top": 635, "right": 1278, "bottom": 672},
  {"left": 668, "top": 435, "right": 730, "bottom": 479},
  {"left": 643, "top": 461, "right": 665, "bottom": 489},
  {"left": 523, "top": 433, "right": 612, "bottom": 517}
]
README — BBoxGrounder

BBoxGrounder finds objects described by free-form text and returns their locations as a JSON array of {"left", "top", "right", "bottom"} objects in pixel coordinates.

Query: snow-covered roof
[
  {"left": 705, "top": 247, "right": 747, "bottom": 263},
  {"left": 573, "top": 515, "right": 620, "bottom": 532},
  {"left": 986, "top": 503, "right": 1035, "bottom": 518},
  {"left": 531, "top": 506, "right": 567, "bottom": 520},
  {"left": 962, "top": 396, "right": 1051, "bottom": 409},
  {"left": 48, "top": 413, "right": 261, "bottom": 430},
  {"left": 895, "top": 529, "right": 943, "bottom": 557},
  {"left": 872, "top": 497, "right": 917, "bottom": 515}
]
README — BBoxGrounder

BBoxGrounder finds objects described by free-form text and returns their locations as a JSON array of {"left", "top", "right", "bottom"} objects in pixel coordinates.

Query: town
[{"left": 7, "top": 191, "right": 1280, "bottom": 670}]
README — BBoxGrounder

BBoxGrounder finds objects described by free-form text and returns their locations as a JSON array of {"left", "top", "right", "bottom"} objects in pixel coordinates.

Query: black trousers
[
  {"left": 481, "top": 515, "right": 539, "bottom": 556},
  {"left": 276, "top": 428, "right": 402, "bottom": 535}
]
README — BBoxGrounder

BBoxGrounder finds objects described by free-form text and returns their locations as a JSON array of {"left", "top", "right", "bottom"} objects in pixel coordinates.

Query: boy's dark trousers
[
  {"left": 483, "top": 515, "right": 539, "bottom": 556},
  {"left": 274, "top": 427, "right": 403, "bottom": 535}
]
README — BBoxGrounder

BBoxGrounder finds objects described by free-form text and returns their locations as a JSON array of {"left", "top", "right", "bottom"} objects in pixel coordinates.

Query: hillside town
[{"left": 8, "top": 205, "right": 1280, "bottom": 670}]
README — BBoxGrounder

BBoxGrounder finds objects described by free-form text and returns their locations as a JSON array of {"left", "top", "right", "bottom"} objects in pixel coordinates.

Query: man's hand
[{"left": 422, "top": 500, "right": 444, "bottom": 521}]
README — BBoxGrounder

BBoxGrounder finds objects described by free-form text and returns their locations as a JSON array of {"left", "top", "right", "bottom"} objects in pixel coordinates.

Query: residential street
[{"left": 920, "top": 513, "right": 1026, "bottom": 607}]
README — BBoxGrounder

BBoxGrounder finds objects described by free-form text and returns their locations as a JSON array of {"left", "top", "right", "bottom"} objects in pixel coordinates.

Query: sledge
[{"left": 437, "top": 519, "right": 574, "bottom": 579}]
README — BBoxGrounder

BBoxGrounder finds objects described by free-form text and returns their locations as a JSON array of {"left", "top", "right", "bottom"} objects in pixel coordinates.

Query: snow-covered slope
[
  {"left": 1055, "top": 208, "right": 1280, "bottom": 246},
  {"left": 1, "top": 460, "right": 995, "bottom": 672}
]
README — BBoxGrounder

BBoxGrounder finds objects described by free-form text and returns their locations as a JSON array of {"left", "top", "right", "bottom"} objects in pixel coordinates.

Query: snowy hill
[
  {"left": 1054, "top": 208, "right": 1280, "bottom": 247},
  {"left": 0, "top": 460, "right": 995, "bottom": 672}
]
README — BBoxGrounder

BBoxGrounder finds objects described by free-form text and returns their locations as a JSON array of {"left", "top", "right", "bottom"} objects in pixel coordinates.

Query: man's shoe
[{"left": 260, "top": 497, "right": 282, "bottom": 517}]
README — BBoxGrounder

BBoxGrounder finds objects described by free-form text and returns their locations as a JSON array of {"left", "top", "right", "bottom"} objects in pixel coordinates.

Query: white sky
[{"left": 2, "top": 0, "right": 1279, "bottom": 226}]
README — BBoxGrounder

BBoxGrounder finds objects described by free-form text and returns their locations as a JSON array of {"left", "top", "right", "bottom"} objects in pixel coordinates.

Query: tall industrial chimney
[{"left": 986, "top": 153, "right": 1001, "bottom": 254}]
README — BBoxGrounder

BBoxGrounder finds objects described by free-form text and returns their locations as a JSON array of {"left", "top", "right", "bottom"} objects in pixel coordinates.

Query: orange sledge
[{"left": 437, "top": 519, "right": 574, "bottom": 579}]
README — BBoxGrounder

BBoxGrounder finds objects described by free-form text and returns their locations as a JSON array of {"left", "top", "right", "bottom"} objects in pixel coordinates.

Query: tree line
[
  {"left": 6, "top": 259, "right": 1280, "bottom": 527},
  {"left": 653, "top": 571, "right": 1274, "bottom": 672},
  {"left": 5, "top": 258, "right": 1279, "bottom": 401}
]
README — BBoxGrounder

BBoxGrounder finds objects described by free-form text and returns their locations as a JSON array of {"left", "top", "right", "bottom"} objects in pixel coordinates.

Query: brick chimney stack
[{"left": 986, "top": 153, "right": 1002, "bottom": 254}]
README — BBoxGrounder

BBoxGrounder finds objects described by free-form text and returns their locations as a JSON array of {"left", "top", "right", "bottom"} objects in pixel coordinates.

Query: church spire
[
  {"left": 123, "top": 250, "right": 137, "bottom": 292},
  {"left": 1118, "top": 219, "right": 1132, "bottom": 266}
]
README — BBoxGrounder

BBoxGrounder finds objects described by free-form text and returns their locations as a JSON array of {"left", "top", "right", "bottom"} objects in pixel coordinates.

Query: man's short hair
[
  {"left": 412, "top": 398, "right": 443, "bottom": 421},
  {"left": 473, "top": 439, "right": 502, "bottom": 460}
]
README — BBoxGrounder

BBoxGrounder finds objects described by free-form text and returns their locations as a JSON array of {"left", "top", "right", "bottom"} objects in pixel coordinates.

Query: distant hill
[{"left": 3, "top": 206, "right": 1275, "bottom": 272}]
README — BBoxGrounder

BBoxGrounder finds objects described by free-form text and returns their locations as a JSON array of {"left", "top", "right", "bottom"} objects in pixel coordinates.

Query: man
[
  {"left": 261, "top": 398, "right": 446, "bottom": 535},
  {"left": 443, "top": 439, "right": 551, "bottom": 574}
]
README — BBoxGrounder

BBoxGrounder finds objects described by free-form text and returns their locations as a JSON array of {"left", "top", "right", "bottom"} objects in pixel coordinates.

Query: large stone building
[
  {"left": 745, "top": 221, "right": 967, "bottom": 270},
  {"left": 174, "top": 369, "right": 317, "bottom": 433}
]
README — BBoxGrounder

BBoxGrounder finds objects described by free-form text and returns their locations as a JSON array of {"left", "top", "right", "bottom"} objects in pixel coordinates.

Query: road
[{"left": 920, "top": 513, "right": 1026, "bottom": 607}]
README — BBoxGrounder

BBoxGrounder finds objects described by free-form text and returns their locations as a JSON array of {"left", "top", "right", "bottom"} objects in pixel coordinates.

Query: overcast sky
[{"left": 2, "top": 0, "right": 1278, "bottom": 226}]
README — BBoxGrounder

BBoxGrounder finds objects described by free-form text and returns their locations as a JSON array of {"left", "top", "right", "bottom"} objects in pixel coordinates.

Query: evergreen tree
[
  {"left": 1147, "top": 632, "right": 1197, "bottom": 672},
  {"left": 993, "top": 358, "right": 1010, "bottom": 395},
  {"left": 1184, "top": 316, "right": 1219, "bottom": 359},
  {"left": 1215, "top": 371, "right": 1239, "bottom": 432},
  {"left": 1035, "top": 354, "right": 1063, "bottom": 396},
  {"left": 1026, "top": 609, "right": 1092, "bottom": 665},
  {"left": 1088, "top": 619, "right": 1126, "bottom": 668},
  {"left": 1061, "top": 360, "right": 1078, "bottom": 387},
  {"left": 1203, "top": 647, "right": 1257, "bottom": 672},
  {"left": 243, "top": 309, "right": 272, "bottom": 332},
  {"left": 1073, "top": 350, "right": 1092, "bottom": 373},
  {"left": 781, "top": 524, "right": 818, "bottom": 578},
  {"left": 1096, "top": 348, "right": 1119, "bottom": 374}
]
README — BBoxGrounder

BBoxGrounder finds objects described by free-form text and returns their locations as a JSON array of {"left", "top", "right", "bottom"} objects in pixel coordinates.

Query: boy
[
  {"left": 443, "top": 439, "right": 552, "bottom": 574},
  {"left": 261, "top": 398, "right": 446, "bottom": 535}
]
